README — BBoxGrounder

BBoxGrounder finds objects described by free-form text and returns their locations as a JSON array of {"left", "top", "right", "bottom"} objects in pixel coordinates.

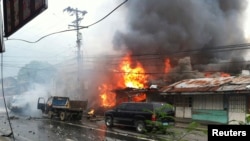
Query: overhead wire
[
  {"left": 2, "top": 43, "right": 250, "bottom": 75},
  {"left": 2, "top": 0, "right": 250, "bottom": 76},
  {"left": 3, "top": 0, "right": 250, "bottom": 73},
  {"left": 4, "top": 0, "right": 128, "bottom": 43}
]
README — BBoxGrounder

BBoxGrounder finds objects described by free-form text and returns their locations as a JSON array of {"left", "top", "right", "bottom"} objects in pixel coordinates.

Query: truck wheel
[
  {"left": 60, "top": 112, "right": 67, "bottom": 121},
  {"left": 77, "top": 114, "right": 82, "bottom": 120},
  {"left": 48, "top": 111, "right": 53, "bottom": 119},
  {"left": 135, "top": 120, "right": 146, "bottom": 133},
  {"left": 105, "top": 116, "right": 113, "bottom": 128}
]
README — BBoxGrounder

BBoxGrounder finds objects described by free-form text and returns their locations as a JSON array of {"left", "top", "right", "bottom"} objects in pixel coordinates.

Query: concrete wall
[
  {"left": 175, "top": 107, "right": 192, "bottom": 118},
  {"left": 168, "top": 94, "right": 249, "bottom": 124},
  {"left": 192, "top": 109, "right": 227, "bottom": 123}
]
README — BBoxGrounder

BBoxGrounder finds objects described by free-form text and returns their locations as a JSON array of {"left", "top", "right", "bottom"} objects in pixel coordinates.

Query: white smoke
[{"left": 9, "top": 83, "right": 50, "bottom": 117}]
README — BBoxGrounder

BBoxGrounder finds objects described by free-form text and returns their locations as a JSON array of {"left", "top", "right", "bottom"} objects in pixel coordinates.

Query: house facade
[{"left": 159, "top": 76, "right": 250, "bottom": 124}]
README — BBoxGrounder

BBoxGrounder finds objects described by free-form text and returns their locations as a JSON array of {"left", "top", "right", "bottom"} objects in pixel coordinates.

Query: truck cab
[{"left": 37, "top": 96, "right": 70, "bottom": 113}]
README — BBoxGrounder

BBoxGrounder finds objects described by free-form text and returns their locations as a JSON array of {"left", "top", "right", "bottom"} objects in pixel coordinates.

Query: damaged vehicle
[
  {"left": 8, "top": 95, "right": 30, "bottom": 113},
  {"left": 37, "top": 96, "right": 88, "bottom": 121}
]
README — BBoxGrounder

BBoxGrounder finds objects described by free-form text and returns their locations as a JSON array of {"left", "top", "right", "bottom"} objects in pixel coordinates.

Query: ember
[
  {"left": 88, "top": 109, "right": 94, "bottom": 115},
  {"left": 205, "top": 72, "right": 231, "bottom": 78},
  {"left": 165, "top": 58, "right": 171, "bottom": 73},
  {"left": 87, "top": 108, "right": 96, "bottom": 119}
]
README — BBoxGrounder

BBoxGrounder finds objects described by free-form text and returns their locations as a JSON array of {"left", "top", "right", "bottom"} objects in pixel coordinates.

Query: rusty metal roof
[{"left": 160, "top": 76, "right": 250, "bottom": 94}]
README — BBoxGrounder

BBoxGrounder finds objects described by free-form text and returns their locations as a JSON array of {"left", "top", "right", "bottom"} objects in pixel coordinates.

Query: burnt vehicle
[
  {"left": 104, "top": 102, "right": 175, "bottom": 133},
  {"left": 37, "top": 96, "right": 88, "bottom": 121},
  {"left": 8, "top": 95, "right": 30, "bottom": 113}
]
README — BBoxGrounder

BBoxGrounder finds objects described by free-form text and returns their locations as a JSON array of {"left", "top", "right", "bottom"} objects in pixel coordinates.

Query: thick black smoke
[{"left": 113, "top": 0, "right": 249, "bottom": 80}]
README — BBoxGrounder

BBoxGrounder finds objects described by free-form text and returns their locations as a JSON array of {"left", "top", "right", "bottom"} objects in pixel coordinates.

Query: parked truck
[{"left": 37, "top": 96, "right": 88, "bottom": 121}]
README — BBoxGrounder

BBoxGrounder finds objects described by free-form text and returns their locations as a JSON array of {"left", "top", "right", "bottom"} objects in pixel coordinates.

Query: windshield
[{"left": 52, "top": 98, "right": 68, "bottom": 106}]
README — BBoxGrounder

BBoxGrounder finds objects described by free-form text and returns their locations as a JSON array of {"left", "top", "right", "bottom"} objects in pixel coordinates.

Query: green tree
[
  {"left": 144, "top": 104, "right": 207, "bottom": 141},
  {"left": 17, "top": 61, "right": 57, "bottom": 84}
]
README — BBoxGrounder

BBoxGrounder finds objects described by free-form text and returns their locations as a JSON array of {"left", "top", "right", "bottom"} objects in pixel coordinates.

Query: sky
[
  {"left": 1, "top": 0, "right": 127, "bottom": 77},
  {"left": 2, "top": 0, "right": 250, "bottom": 78},
  {"left": 2, "top": 0, "right": 250, "bottom": 114}
]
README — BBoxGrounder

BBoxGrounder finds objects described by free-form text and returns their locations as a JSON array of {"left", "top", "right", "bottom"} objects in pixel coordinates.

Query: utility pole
[
  {"left": 0, "top": 1, "right": 5, "bottom": 53},
  {"left": 63, "top": 7, "right": 87, "bottom": 98}
]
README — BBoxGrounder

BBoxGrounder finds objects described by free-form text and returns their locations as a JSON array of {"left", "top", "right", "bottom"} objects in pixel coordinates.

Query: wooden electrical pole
[{"left": 63, "top": 7, "right": 87, "bottom": 97}]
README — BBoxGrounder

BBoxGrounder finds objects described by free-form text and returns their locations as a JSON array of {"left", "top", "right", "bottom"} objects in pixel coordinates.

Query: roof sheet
[{"left": 160, "top": 76, "right": 250, "bottom": 94}]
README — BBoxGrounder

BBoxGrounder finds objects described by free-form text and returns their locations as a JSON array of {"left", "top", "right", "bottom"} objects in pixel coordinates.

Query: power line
[{"left": 4, "top": 0, "right": 128, "bottom": 44}]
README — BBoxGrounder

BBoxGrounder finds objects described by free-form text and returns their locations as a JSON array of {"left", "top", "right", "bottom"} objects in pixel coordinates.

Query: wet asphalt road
[
  {"left": 0, "top": 99, "right": 207, "bottom": 141},
  {"left": 0, "top": 114, "right": 154, "bottom": 141},
  {"left": 0, "top": 113, "right": 208, "bottom": 141},
  {"left": 0, "top": 98, "right": 155, "bottom": 141}
]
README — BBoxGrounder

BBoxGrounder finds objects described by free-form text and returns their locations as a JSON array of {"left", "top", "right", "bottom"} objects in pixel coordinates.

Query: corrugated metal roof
[
  {"left": 160, "top": 76, "right": 250, "bottom": 94},
  {"left": 230, "top": 76, "right": 250, "bottom": 84}
]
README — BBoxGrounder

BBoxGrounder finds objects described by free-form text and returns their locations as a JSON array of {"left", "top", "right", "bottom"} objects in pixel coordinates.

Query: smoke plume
[{"left": 113, "top": 0, "right": 249, "bottom": 78}]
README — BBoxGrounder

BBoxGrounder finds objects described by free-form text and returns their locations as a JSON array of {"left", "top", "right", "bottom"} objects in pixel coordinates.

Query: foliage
[
  {"left": 17, "top": 61, "right": 57, "bottom": 84},
  {"left": 171, "top": 121, "right": 207, "bottom": 141},
  {"left": 246, "top": 115, "right": 250, "bottom": 124},
  {"left": 229, "top": 115, "right": 250, "bottom": 125},
  {"left": 144, "top": 103, "right": 207, "bottom": 141}
]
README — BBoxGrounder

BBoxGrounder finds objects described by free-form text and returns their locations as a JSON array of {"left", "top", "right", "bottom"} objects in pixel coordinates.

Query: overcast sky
[
  {"left": 1, "top": 0, "right": 127, "bottom": 77},
  {"left": 2, "top": 0, "right": 250, "bottom": 78}
]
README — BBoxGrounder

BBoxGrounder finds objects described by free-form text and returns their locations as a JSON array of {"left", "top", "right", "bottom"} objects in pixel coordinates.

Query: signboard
[{"left": 3, "top": 0, "right": 48, "bottom": 37}]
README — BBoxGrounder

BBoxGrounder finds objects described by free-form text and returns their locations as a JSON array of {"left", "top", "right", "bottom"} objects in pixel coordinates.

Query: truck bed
[{"left": 69, "top": 100, "right": 88, "bottom": 111}]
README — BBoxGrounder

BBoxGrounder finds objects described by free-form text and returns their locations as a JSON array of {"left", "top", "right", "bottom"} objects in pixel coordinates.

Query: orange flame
[
  {"left": 220, "top": 72, "right": 230, "bottom": 77},
  {"left": 132, "top": 93, "right": 146, "bottom": 102},
  {"left": 99, "top": 54, "right": 149, "bottom": 107},
  {"left": 119, "top": 54, "right": 148, "bottom": 88},
  {"left": 88, "top": 109, "right": 95, "bottom": 115},
  {"left": 205, "top": 72, "right": 230, "bottom": 78},
  {"left": 165, "top": 58, "right": 171, "bottom": 73},
  {"left": 99, "top": 84, "right": 116, "bottom": 107}
]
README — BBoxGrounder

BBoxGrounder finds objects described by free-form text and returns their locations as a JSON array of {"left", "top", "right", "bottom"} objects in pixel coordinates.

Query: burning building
[{"left": 55, "top": 1, "right": 250, "bottom": 117}]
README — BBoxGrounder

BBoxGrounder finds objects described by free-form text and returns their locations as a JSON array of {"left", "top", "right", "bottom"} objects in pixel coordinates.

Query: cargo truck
[{"left": 37, "top": 96, "right": 88, "bottom": 121}]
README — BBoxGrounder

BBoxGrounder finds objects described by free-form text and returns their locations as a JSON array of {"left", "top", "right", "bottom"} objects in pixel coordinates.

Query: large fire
[
  {"left": 98, "top": 54, "right": 231, "bottom": 107},
  {"left": 119, "top": 55, "right": 148, "bottom": 88},
  {"left": 99, "top": 54, "right": 148, "bottom": 107}
]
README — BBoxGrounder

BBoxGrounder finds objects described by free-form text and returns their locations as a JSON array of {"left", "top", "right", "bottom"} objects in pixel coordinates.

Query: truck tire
[
  {"left": 77, "top": 114, "right": 82, "bottom": 120},
  {"left": 105, "top": 116, "right": 113, "bottom": 128},
  {"left": 48, "top": 111, "right": 53, "bottom": 119},
  {"left": 135, "top": 120, "right": 146, "bottom": 133},
  {"left": 60, "top": 112, "right": 67, "bottom": 121}
]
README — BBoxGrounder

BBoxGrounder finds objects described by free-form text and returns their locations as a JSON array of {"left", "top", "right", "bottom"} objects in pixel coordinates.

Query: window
[
  {"left": 117, "top": 103, "right": 127, "bottom": 110},
  {"left": 229, "top": 95, "right": 245, "bottom": 113},
  {"left": 175, "top": 96, "right": 192, "bottom": 107},
  {"left": 193, "top": 95, "right": 223, "bottom": 110}
]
